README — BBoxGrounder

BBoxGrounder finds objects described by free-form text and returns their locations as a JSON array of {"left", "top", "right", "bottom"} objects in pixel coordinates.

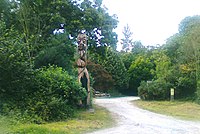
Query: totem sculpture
[{"left": 77, "top": 33, "right": 90, "bottom": 106}]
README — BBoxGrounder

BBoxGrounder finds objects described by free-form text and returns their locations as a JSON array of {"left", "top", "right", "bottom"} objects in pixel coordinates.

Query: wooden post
[{"left": 170, "top": 88, "right": 174, "bottom": 101}]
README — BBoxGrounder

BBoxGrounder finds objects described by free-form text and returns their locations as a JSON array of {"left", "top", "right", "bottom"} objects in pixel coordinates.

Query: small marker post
[{"left": 170, "top": 88, "right": 175, "bottom": 101}]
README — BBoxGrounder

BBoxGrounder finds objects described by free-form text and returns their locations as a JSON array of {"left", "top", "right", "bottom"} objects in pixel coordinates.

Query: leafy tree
[
  {"left": 0, "top": 21, "right": 32, "bottom": 103},
  {"left": 162, "top": 16, "right": 200, "bottom": 100},
  {"left": 67, "top": 0, "right": 118, "bottom": 50},
  {"left": 163, "top": 34, "right": 181, "bottom": 64},
  {"left": 137, "top": 50, "right": 174, "bottom": 100},
  {"left": 132, "top": 41, "right": 146, "bottom": 54},
  {"left": 151, "top": 50, "right": 171, "bottom": 81},
  {"left": 90, "top": 47, "right": 129, "bottom": 92},
  {"left": 102, "top": 48, "right": 129, "bottom": 91},
  {"left": 121, "top": 24, "right": 133, "bottom": 52},
  {"left": 2, "top": 0, "right": 118, "bottom": 54},
  {"left": 128, "top": 55, "right": 155, "bottom": 95},
  {"left": 178, "top": 16, "right": 200, "bottom": 101},
  {"left": 87, "top": 61, "right": 114, "bottom": 92},
  {"left": 164, "top": 35, "right": 196, "bottom": 98},
  {"left": 34, "top": 33, "right": 76, "bottom": 74},
  {"left": 120, "top": 52, "right": 136, "bottom": 70},
  {"left": 89, "top": 46, "right": 128, "bottom": 91},
  {"left": 0, "top": 20, "right": 86, "bottom": 121},
  {"left": 0, "top": 0, "right": 9, "bottom": 20}
]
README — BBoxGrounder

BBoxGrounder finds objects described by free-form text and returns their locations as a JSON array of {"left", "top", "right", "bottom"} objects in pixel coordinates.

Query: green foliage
[
  {"left": 89, "top": 47, "right": 128, "bottom": 92},
  {"left": 102, "top": 48, "right": 129, "bottom": 91},
  {"left": 25, "top": 66, "right": 87, "bottom": 121},
  {"left": 0, "top": 29, "right": 87, "bottom": 120},
  {"left": 0, "top": 21, "right": 33, "bottom": 105},
  {"left": 0, "top": 0, "right": 119, "bottom": 124},
  {"left": 178, "top": 16, "right": 200, "bottom": 101},
  {"left": 179, "top": 15, "right": 200, "bottom": 34},
  {"left": 163, "top": 15, "right": 200, "bottom": 101},
  {"left": 0, "top": 105, "right": 114, "bottom": 134},
  {"left": 164, "top": 34, "right": 181, "bottom": 64},
  {"left": 151, "top": 50, "right": 171, "bottom": 80},
  {"left": 0, "top": 115, "right": 13, "bottom": 133},
  {"left": 88, "top": 61, "right": 114, "bottom": 92},
  {"left": 138, "top": 80, "right": 171, "bottom": 100},
  {"left": 2, "top": 0, "right": 200, "bottom": 128},
  {"left": 197, "top": 81, "right": 200, "bottom": 104},
  {"left": 2, "top": 0, "right": 118, "bottom": 52},
  {"left": 35, "top": 33, "right": 75, "bottom": 73},
  {"left": 120, "top": 52, "right": 136, "bottom": 70},
  {"left": 74, "top": 0, "right": 118, "bottom": 50},
  {"left": 177, "top": 76, "right": 196, "bottom": 97},
  {"left": 132, "top": 41, "right": 146, "bottom": 54},
  {"left": 128, "top": 55, "right": 155, "bottom": 95}
]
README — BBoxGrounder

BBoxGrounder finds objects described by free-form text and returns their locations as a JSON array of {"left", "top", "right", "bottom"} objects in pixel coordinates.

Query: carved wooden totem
[{"left": 77, "top": 33, "right": 90, "bottom": 106}]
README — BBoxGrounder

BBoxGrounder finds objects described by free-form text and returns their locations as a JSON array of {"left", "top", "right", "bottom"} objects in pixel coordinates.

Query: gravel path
[{"left": 88, "top": 97, "right": 200, "bottom": 134}]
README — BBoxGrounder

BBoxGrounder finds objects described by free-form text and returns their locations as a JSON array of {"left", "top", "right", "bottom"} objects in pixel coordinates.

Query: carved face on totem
[{"left": 77, "top": 34, "right": 87, "bottom": 51}]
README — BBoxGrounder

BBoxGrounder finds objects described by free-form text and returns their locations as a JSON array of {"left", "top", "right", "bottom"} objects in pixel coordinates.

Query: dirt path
[{"left": 88, "top": 97, "right": 200, "bottom": 134}]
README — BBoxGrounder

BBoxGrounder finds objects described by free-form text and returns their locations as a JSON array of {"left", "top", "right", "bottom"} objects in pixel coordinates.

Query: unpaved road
[{"left": 88, "top": 97, "right": 200, "bottom": 134}]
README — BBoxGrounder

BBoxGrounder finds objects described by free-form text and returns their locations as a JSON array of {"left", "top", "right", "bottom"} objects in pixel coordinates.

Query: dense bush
[
  {"left": 128, "top": 56, "right": 155, "bottom": 95},
  {"left": 0, "top": 24, "right": 34, "bottom": 106},
  {"left": 87, "top": 61, "right": 114, "bottom": 92},
  {"left": 138, "top": 80, "right": 171, "bottom": 100},
  {"left": 175, "top": 76, "right": 196, "bottom": 98},
  {"left": 0, "top": 65, "right": 87, "bottom": 122},
  {"left": 26, "top": 66, "right": 87, "bottom": 121},
  {"left": 197, "top": 81, "right": 200, "bottom": 104}
]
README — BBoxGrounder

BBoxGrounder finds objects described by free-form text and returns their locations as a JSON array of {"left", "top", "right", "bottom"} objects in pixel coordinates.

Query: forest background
[{"left": 0, "top": 0, "right": 200, "bottom": 123}]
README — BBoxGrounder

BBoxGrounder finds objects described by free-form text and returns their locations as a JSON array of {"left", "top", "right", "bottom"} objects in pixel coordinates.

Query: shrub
[
  {"left": 196, "top": 81, "right": 200, "bottom": 104},
  {"left": 87, "top": 61, "right": 114, "bottom": 92},
  {"left": 0, "top": 66, "right": 87, "bottom": 122},
  {"left": 138, "top": 80, "right": 171, "bottom": 100},
  {"left": 175, "top": 76, "right": 196, "bottom": 98},
  {"left": 128, "top": 56, "right": 155, "bottom": 95},
  {"left": 0, "top": 25, "right": 34, "bottom": 109},
  {"left": 26, "top": 66, "right": 87, "bottom": 121}
]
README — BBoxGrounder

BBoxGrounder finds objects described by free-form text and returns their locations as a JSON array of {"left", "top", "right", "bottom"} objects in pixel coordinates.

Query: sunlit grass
[
  {"left": 0, "top": 116, "right": 13, "bottom": 134},
  {"left": 133, "top": 100, "right": 200, "bottom": 121},
  {"left": 2, "top": 105, "right": 114, "bottom": 134}
]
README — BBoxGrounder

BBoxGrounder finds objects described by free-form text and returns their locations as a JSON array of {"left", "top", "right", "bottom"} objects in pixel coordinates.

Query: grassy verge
[
  {"left": 0, "top": 116, "right": 13, "bottom": 134},
  {"left": 133, "top": 100, "right": 200, "bottom": 121},
  {"left": 0, "top": 105, "right": 114, "bottom": 134}
]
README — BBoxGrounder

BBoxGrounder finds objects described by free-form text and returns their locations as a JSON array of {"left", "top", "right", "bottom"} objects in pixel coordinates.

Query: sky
[{"left": 102, "top": 0, "right": 200, "bottom": 50}]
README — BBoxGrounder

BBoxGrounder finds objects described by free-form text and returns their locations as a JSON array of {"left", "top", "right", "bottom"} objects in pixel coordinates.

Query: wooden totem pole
[{"left": 77, "top": 33, "right": 91, "bottom": 106}]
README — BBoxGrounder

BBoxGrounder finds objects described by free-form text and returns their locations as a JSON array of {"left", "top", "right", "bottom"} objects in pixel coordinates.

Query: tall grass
[
  {"left": 0, "top": 105, "right": 114, "bottom": 134},
  {"left": 134, "top": 100, "right": 200, "bottom": 121}
]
